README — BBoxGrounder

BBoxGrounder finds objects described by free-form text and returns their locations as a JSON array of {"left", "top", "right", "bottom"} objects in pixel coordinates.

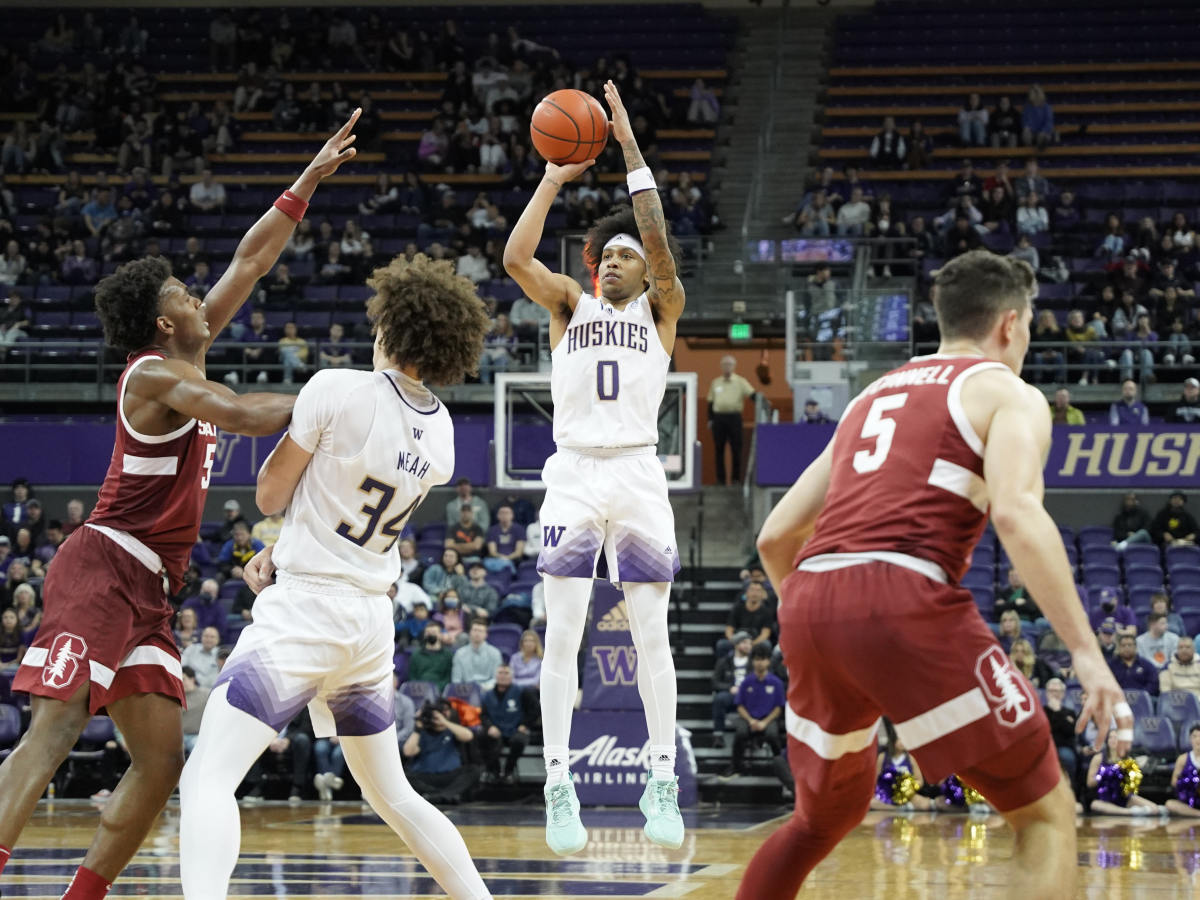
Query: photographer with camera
[
  {"left": 409, "top": 620, "right": 456, "bottom": 692},
  {"left": 402, "top": 698, "right": 481, "bottom": 805}
]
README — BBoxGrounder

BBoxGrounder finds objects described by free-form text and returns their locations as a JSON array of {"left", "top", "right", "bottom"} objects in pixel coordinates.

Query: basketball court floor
[{"left": 5, "top": 802, "right": 1198, "bottom": 897}]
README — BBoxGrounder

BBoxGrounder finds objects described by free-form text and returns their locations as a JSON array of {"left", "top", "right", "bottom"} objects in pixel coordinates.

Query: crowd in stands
[{"left": 0, "top": 7, "right": 722, "bottom": 384}]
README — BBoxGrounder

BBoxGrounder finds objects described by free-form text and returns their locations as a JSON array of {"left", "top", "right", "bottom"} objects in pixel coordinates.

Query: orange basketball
[{"left": 529, "top": 90, "right": 610, "bottom": 165}]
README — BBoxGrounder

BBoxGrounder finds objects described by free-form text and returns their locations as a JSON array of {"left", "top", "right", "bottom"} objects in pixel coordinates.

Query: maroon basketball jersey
[
  {"left": 89, "top": 350, "right": 218, "bottom": 593},
  {"left": 798, "top": 355, "right": 1010, "bottom": 585}
]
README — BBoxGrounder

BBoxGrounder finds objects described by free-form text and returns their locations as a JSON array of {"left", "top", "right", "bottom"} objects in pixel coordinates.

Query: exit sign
[{"left": 729, "top": 323, "right": 752, "bottom": 340}]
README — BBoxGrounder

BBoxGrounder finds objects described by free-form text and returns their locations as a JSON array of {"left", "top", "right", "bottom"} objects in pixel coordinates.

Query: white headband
[{"left": 603, "top": 233, "right": 645, "bottom": 262}]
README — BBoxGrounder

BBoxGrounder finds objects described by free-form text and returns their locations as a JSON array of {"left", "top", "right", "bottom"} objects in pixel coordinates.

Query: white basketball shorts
[
  {"left": 213, "top": 572, "right": 395, "bottom": 737},
  {"left": 536, "top": 446, "right": 680, "bottom": 585}
]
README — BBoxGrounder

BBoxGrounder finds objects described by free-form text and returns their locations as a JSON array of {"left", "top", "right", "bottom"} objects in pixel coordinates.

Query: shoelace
[
  {"left": 652, "top": 780, "right": 681, "bottom": 817},
  {"left": 548, "top": 785, "right": 576, "bottom": 826}
]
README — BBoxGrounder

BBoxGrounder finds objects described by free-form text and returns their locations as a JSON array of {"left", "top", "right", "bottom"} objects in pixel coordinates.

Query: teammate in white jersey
[
  {"left": 503, "top": 80, "right": 687, "bottom": 854},
  {"left": 178, "top": 255, "right": 493, "bottom": 900}
]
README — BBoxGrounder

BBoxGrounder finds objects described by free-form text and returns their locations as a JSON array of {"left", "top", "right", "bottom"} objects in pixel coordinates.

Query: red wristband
[{"left": 273, "top": 190, "right": 308, "bottom": 223}]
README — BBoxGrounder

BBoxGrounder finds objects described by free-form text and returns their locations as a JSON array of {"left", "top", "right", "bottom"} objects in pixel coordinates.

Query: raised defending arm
[{"left": 202, "top": 109, "right": 361, "bottom": 347}]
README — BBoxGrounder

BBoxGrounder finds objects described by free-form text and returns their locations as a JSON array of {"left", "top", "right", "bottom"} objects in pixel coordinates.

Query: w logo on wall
[
  {"left": 592, "top": 646, "right": 638, "bottom": 686},
  {"left": 212, "top": 432, "right": 241, "bottom": 480},
  {"left": 42, "top": 632, "right": 88, "bottom": 690},
  {"left": 582, "top": 584, "right": 642, "bottom": 710}
]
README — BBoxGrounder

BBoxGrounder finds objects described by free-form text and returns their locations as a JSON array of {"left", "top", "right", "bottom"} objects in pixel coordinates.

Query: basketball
[{"left": 529, "top": 89, "right": 610, "bottom": 165}]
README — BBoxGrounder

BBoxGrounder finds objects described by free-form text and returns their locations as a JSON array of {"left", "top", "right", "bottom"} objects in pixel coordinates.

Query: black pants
[
  {"left": 732, "top": 717, "right": 783, "bottom": 770},
  {"left": 407, "top": 763, "right": 482, "bottom": 804},
  {"left": 244, "top": 732, "right": 312, "bottom": 796},
  {"left": 480, "top": 729, "right": 529, "bottom": 776},
  {"left": 711, "top": 413, "right": 744, "bottom": 484}
]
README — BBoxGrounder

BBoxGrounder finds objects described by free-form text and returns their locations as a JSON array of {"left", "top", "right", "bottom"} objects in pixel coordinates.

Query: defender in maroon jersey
[
  {"left": 739, "top": 251, "right": 1130, "bottom": 899},
  {"left": 0, "top": 111, "right": 361, "bottom": 900}
]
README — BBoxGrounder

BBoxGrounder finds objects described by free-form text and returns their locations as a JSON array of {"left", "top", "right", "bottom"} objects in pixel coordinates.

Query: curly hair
[
  {"left": 582, "top": 205, "right": 683, "bottom": 282},
  {"left": 366, "top": 254, "right": 490, "bottom": 386},
  {"left": 94, "top": 257, "right": 173, "bottom": 354}
]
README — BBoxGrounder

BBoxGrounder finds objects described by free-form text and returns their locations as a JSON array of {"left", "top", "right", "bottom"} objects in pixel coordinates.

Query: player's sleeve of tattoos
[{"left": 632, "top": 189, "right": 678, "bottom": 296}]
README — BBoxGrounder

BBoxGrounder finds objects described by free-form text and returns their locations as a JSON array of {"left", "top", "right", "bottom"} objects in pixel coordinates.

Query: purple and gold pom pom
[
  {"left": 940, "top": 774, "right": 987, "bottom": 808},
  {"left": 1175, "top": 768, "right": 1200, "bottom": 808},
  {"left": 875, "top": 767, "right": 918, "bottom": 805},
  {"left": 1096, "top": 759, "right": 1142, "bottom": 806},
  {"left": 1118, "top": 758, "right": 1143, "bottom": 797}
]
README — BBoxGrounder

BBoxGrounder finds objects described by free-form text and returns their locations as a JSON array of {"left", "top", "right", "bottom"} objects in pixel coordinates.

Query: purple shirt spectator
[
  {"left": 736, "top": 670, "right": 785, "bottom": 720},
  {"left": 1109, "top": 398, "right": 1150, "bottom": 427},
  {"left": 1088, "top": 606, "right": 1136, "bottom": 632},
  {"left": 182, "top": 591, "right": 226, "bottom": 643},
  {"left": 1109, "top": 648, "right": 1159, "bottom": 696},
  {"left": 487, "top": 523, "right": 521, "bottom": 558},
  {"left": 509, "top": 652, "right": 541, "bottom": 687}
]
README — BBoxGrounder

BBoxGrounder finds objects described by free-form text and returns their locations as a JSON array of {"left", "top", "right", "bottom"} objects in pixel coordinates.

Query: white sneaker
[
  {"left": 314, "top": 772, "right": 332, "bottom": 801},
  {"left": 330, "top": 775, "right": 344, "bottom": 792}
]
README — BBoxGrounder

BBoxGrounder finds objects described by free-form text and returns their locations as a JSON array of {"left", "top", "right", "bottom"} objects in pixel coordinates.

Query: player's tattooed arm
[{"left": 604, "top": 80, "right": 685, "bottom": 321}]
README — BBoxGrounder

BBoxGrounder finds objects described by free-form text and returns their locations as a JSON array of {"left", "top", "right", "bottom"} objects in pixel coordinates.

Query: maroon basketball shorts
[
  {"left": 13, "top": 526, "right": 185, "bottom": 714},
  {"left": 778, "top": 557, "right": 1060, "bottom": 812}
]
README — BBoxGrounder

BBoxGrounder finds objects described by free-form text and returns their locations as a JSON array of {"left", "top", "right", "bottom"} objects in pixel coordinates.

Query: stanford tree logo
[{"left": 42, "top": 632, "right": 88, "bottom": 690}]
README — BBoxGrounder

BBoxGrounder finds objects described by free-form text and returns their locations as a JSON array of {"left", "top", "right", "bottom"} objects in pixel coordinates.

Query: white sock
[
  {"left": 650, "top": 744, "right": 677, "bottom": 783},
  {"left": 543, "top": 745, "right": 571, "bottom": 787},
  {"left": 540, "top": 575, "right": 593, "bottom": 784},
  {"left": 342, "top": 730, "right": 492, "bottom": 899},
  {"left": 179, "top": 683, "right": 277, "bottom": 900},
  {"left": 624, "top": 581, "right": 678, "bottom": 768}
]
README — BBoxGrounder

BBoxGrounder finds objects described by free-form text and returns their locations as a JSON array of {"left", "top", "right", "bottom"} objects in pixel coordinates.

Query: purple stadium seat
[
  {"left": 1158, "top": 691, "right": 1200, "bottom": 734},
  {"left": 1125, "top": 565, "right": 1165, "bottom": 590},
  {"left": 1133, "top": 717, "right": 1177, "bottom": 757},
  {"left": 970, "top": 587, "right": 994, "bottom": 612},
  {"left": 1123, "top": 690, "right": 1155, "bottom": 720},
  {"left": 1080, "top": 528, "right": 1113, "bottom": 549},
  {"left": 1083, "top": 564, "right": 1121, "bottom": 588},
  {"left": 399, "top": 680, "right": 439, "bottom": 709},
  {"left": 1167, "top": 546, "right": 1200, "bottom": 570},
  {"left": 442, "top": 681, "right": 482, "bottom": 708},
  {"left": 1122, "top": 544, "right": 1161, "bottom": 569},
  {"left": 1173, "top": 587, "right": 1200, "bottom": 611},
  {"left": 1170, "top": 567, "right": 1200, "bottom": 591},
  {"left": 419, "top": 523, "right": 447, "bottom": 543},
  {"left": 1082, "top": 546, "right": 1119, "bottom": 568},
  {"left": 487, "top": 623, "right": 522, "bottom": 659}
]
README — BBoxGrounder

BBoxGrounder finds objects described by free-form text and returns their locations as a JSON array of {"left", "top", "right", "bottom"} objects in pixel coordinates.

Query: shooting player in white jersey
[
  {"left": 178, "top": 256, "right": 493, "bottom": 900},
  {"left": 503, "top": 80, "right": 687, "bottom": 854}
]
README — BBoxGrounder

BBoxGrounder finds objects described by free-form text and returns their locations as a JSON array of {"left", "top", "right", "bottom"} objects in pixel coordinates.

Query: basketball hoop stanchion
[{"left": 494, "top": 372, "right": 698, "bottom": 492}]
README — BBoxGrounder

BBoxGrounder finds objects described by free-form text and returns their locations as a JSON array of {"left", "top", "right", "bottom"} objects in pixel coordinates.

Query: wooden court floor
[{"left": 5, "top": 801, "right": 1199, "bottom": 898}]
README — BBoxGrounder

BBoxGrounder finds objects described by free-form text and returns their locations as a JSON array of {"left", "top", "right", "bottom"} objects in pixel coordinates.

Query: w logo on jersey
[
  {"left": 592, "top": 646, "right": 638, "bottom": 686},
  {"left": 42, "top": 632, "right": 88, "bottom": 690},
  {"left": 974, "top": 646, "right": 1034, "bottom": 728},
  {"left": 543, "top": 525, "right": 566, "bottom": 548}
]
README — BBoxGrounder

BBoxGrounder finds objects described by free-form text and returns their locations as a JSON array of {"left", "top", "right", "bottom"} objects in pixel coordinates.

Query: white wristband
[
  {"left": 1114, "top": 701, "right": 1133, "bottom": 720},
  {"left": 626, "top": 166, "right": 656, "bottom": 195}
]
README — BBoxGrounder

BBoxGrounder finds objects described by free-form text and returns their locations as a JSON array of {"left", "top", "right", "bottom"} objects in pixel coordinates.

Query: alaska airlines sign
[{"left": 755, "top": 424, "right": 1200, "bottom": 488}]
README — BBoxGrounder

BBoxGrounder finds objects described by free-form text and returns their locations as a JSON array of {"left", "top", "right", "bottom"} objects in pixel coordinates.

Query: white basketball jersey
[
  {"left": 551, "top": 291, "right": 670, "bottom": 449},
  {"left": 270, "top": 368, "right": 454, "bottom": 595}
]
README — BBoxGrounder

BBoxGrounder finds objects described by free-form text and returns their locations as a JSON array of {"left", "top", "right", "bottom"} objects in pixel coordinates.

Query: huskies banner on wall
[
  {"left": 581, "top": 582, "right": 643, "bottom": 711},
  {"left": 756, "top": 424, "right": 1200, "bottom": 489}
]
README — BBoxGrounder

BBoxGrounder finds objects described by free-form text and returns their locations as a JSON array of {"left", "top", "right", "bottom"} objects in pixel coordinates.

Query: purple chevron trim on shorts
[
  {"left": 614, "top": 531, "right": 680, "bottom": 584},
  {"left": 215, "top": 650, "right": 315, "bottom": 732},
  {"left": 326, "top": 683, "right": 395, "bottom": 736},
  {"left": 537, "top": 529, "right": 602, "bottom": 579}
]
